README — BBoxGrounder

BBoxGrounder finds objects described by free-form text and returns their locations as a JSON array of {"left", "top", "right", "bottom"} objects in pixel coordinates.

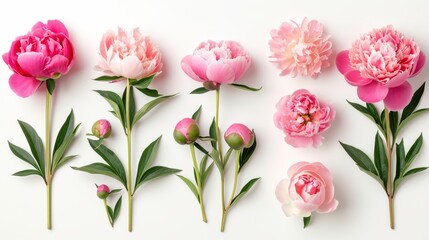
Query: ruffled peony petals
[
  {"left": 285, "top": 135, "right": 314, "bottom": 148},
  {"left": 46, "top": 19, "right": 69, "bottom": 36},
  {"left": 410, "top": 51, "right": 426, "bottom": 77},
  {"left": 206, "top": 61, "right": 235, "bottom": 84},
  {"left": 181, "top": 55, "right": 205, "bottom": 82},
  {"left": 384, "top": 81, "right": 413, "bottom": 111},
  {"left": 336, "top": 50, "right": 353, "bottom": 75},
  {"left": 120, "top": 55, "right": 144, "bottom": 79},
  {"left": 344, "top": 70, "right": 373, "bottom": 86},
  {"left": 43, "top": 55, "right": 70, "bottom": 77},
  {"left": 385, "top": 71, "right": 409, "bottom": 88},
  {"left": 9, "top": 74, "right": 41, "bottom": 98},
  {"left": 17, "top": 52, "right": 48, "bottom": 78},
  {"left": 357, "top": 81, "right": 388, "bottom": 103}
]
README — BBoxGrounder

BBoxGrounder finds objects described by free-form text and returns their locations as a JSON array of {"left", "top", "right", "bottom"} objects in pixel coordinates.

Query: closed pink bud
[
  {"left": 174, "top": 118, "right": 200, "bottom": 145},
  {"left": 224, "top": 123, "right": 254, "bottom": 150},
  {"left": 97, "top": 184, "right": 110, "bottom": 199},
  {"left": 92, "top": 119, "right": 112, "bottom": 139}
]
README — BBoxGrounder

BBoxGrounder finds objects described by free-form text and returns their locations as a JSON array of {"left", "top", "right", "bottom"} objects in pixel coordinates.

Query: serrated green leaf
[
  {"left": 132, "top": 94, "right": 175, "bottom": 127},
  {"left": 72, "top": 163, "right": 126, "bottom": 187},
  {"left": 190, "top": 87, "right": 209, "bottom": 94},
  {"left": 231, "top": 177, "right": 260, "bottom": 207},
  {"left": 210, "top": 149, "right": 223, "bottom": 175},
  {"left": 137, "top": 87, "right": 161, "bottom": 97},
  {"left": 122, "top": 86, "right": 135, "bottom": 131},
  {"left": 403, "top": 167, "right": 429, "bottom": 177},
  {"left": 397, "top": 109, "right": 429, "bottom": 135},
  {"left": 401, "top": 82, "right": 425, "bottom": 123},
  {"left": 135, "top": 166, "right": 181, "bottom": 190},
  {"left": 8, "top": 141, "right": 41, "bottom": 173},
  {"left": 209, "top": 118, "right": 217, "bottom": 149},
  {"left": 135, "top": 136, "right": 162, "bottom": 190},
  {"left": 130, "top": 74, "right": 155, "bottom": 89},
  {"left": 230, "top": 83, "right": 262, "bottom": 91},
  {"left": 192, "top": 105, "right": 202, "bottom": 121},
  {"left": 394, "top": 140, "right": 405, "bottom": 183},
  {"left": 18, "top": 120, "right": 45, "bottom": 177},
  {"left": 13, "top": 169, "right": 44, "bottom": 179},
  {"left": 177, "top": 175, "right": 199, "bottom": 202},
  {"left": 303, "top": 216, "right": 311, "bottom": 228},
  {"left": 374, "top": 132, "right": 388, "bottom": 189},
  {"left": 46, "top": 79, "right": 55, "bottom": 95},
  {"left": 95, "top": 90, "right": 126, "bottom": 130},
  {"left": 113, "top": 196, "right": 122, "bottom": 222},
  {"left": 239, "top": 132, "right": 257, "bottom": 173},
  {"left": 94, "top": 75, "right": 121, "bottom": 81}
]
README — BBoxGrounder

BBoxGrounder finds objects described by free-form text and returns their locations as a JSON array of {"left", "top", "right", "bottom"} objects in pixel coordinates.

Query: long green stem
[
  {"left": 385, "top": 108, "right": 394, "bottom": 229},
  {"left": 125, "top": 80, "right": 133, "bottom": 232},
  {"left": 103, "top": 199, "right": 113, "bottom": 227},
  {"left": 45, "top": 88, "right": 52, "bottom": 230},
  {"left": 227, "top": 150, "right": 240, "bottom": 205},
  {"left": 190, "top": 144, "right": 207, "bottom": 222}
]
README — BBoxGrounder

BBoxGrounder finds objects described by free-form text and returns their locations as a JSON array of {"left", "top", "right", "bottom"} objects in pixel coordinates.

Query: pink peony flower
[
  {"left": 95, "top": 27, "right": 162, "bottom": 80},
  {"left": 3, "top": 19, "right": 75, "bottom": 98},
  {"left": 274, "top": 89, "right": 335, "bottom": 148},
  {"left": 276, "top": 161, "right": 338, "bottom": 217},
  {"left": 181, "top": 40, "right": 251, "bottom": 88},
  {"left": 97, "top": 184, "right": 110, "bottom": 199},
  {"left": 336, "top": 25, "right": 425, "bottom": 110},
  {"left": 92, "top": 119, "right": 112, "bottom": 139},
  {"left": 173, "top": 118, "right": 200, "bottom": 145},
  {"left": 224, "top": 123, "right": 254, "bottom": 150},
  {"left": 269, "top": 18, "right": 332, "bottom": 79}
]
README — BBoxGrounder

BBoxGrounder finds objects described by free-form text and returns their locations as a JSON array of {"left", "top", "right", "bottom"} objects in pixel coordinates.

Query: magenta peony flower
[
  {"left": 95, "top": 27, "right": 163, "bottom": 80},
  {"left": 224, "top": 123, "right": 254, "bottom": 150},
  {"left": 3, "top": 19, "right": 75, "bottom": 98},
  {"left": 173, "top": 118, "right": 200, "bottom": 145},
  {"left": 269, "top": 18, "right": 332, "bottom": 79},
  {"left": 181, "top": 40, "right": 251, "bottom": 88},
  {"left": 92, "top": 119, "right": 112, "bottom": 139},
  {"left": 276, "top": 161, "right": 338, "bottom": 217},
  {"left": 97, "top": 184, "right": 110, "bottom": 199},
  {"left": 274, "top": 89, "right": 335, "bottom": 148},
  {"left": 336, "top": 25, "right": 425, "bottom": 110}
]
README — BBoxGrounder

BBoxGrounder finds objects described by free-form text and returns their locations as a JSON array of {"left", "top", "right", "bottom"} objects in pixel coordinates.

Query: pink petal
[
  {"left": 384, "top": 82, "right": 413, "bottom": 111},
  {"left": 46, "top": 19, "right": 69, "bottom": 36},
  {"left": 287, "top": 162, "right": 309, "bottom": 178},
  {"left": 120, "top": 56, "right": 143, "bottom": 79},
  {"left": 190, "top": 55, "right": 209, "bottom": 81},
  {"left": 410, "top": 51, "right": 425, "bottom": 77},
  {"left": 344, "top": 71, "right": 373, "bottom": 86},
  {"left": 336, "top": 50, "right": 353, "bottom": 75},
  {"left": 275, "top": 179, "right": 290, "bottom": 203},
  {"left": 357, "top": 81, "right": 388, "bottom": 103},
  {"left": 3, "top": 53, "right": 9, "bottom": 65},
  {"left": 17, "top": 52, "right": 47, "bottom": 78},
  {"left": 206, "top": 61, "right": 235, "bottom": 84},
  {"left": 285, "top": 135, "right": 314, "bottom": 148},
  {"left": 228, "top": 56, "right": 250, "bottom": 80},
  {"left": 181, "top": 55, "right": 206, "bottom": 82},
  {"left": 9, "top": 74, "right": 41, "bottom": 98},
  {"left": 43, "top": 55, "right": 70, "bottom": 77},
  {"left": 385, "top": 71, "right": 409, "bottom": 88},
  {"left": 317, "top": 199, "right": 339, "bottom": 213}
]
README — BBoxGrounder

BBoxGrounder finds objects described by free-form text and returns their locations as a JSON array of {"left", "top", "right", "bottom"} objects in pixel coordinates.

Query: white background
[{"left": 0, "top": 0, "right": 428, "bottom": 239}]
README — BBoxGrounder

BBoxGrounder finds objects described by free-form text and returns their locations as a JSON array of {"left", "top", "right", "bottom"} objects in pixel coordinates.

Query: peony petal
[
  {"left": 190, "top": 55, "right": 209, "bottom": 81},
  {"left": 17, "top": 52, "right": 48, "bottom": 78},
  {"left": 181, "top": 55, "right": 206, "bottom": 82},
  {"left": 43, "top": 55, "right": 70, "bottom": 77},
  {"left": 285, "top": 135, "right": 314, "bottom": 148},
  {"left": 281, "top": 202, "right": 310, "bottom": 217},
  {"left": 385, "top": 71, "right": 409, "bottom": 88},
  {"left": 228, "top": 56, "right": 250, "bottom": 80},
  {"left": 120, "top": 55, "right": 143, "bottom": 79},
  {"left": 2, "top": 53, "right": 9, "bottom": 65},
  {"left": 9, "top": 74, "right": 41, "bottom": 98},
  {"left": 384, "top": 82, "right": 413, "bottom": 111},
  {"left": 206, "top": 61, "right": 235, "bottom": 84},
  {"left": 357, "top": 81, "right": 388, "bottom": 103},
  {"left": 410, "top": 51, "right": 425, "bottom": 77},
  {"left": 287, "top": 162, "right": 309, "bottom": 178},
  {"left": 336, "top": 50, "right": 353, "bottom": 75},
  {"left": 275, "top": 179, "right": 290, "bottom": 203},
  {"left": 318, "top": 199, "right": 339, "bottom": 214},
  {"left": 344, "top": 70, "right": 373, "bottom": 86},
  {"left": 46, "top": 20, "right": 69, "bottom": 36}
]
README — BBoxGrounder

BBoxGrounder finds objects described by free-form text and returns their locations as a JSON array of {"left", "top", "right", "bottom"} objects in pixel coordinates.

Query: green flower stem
[
  {"left": 45, "top": 87, "right": 52, "bottom": 230},
  {"left": 385, "top": 108, "right": 394, "bottom": 229},
  {"left": 221, "top": 149, "right": 241, "bottom": 232},
  {"left": 103, "top": 199, "right": 113, "bottom": 227},
  {"left": 126, "top": 80, "right": 133, "bottom": 232},
  {"left": 190, "top": 143, "right": 207, "bottom": 222}
]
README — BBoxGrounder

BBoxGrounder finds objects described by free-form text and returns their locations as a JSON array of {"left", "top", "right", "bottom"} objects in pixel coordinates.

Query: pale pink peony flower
[
  {"left": 224, "top": 123, "right": 254, "bottom": 150},
  {"left": 173, "top": 118, "right": 200, "bottom": 145},
  {"left": 3, "top": 19, "right": 75, "bottom": 97},
  {"left": 96, "top": 27, "right": 162, "bottom": 80},
  {"left": 336, "top": 25, "right": 425, "bottom": 110},
  {"left": 269, "top": 18, "right": 332, "bottom": 79},
  {"left": 276, "top": 161, "right": 338, "bottom": 217},
  {"left": 181, "top": 40, "right": 251, "bottom": 88},
  {"left": 274, "top": 89, "right": 335, "bottom": 148}
]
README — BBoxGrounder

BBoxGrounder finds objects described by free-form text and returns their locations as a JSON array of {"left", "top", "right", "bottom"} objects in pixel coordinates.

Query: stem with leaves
[
  {"left": 125, "top": 79, "right": 133, "bottom": 232},
  {"left": 103, "top": 199, "right": 113, "bottom": 227},
  {"left": 45, "top": 88, "right": 52, "bottom": 230},
  {"left": 384, "top": 108, "right": 394, "bottom": 229}
]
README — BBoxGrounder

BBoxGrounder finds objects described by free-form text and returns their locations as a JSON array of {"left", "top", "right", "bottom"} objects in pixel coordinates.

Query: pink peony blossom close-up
[
  {"left": 274, "top": 89, "right": 335, "bottom": 148},
  {"left": 95, "top": 27, "right": 163, "bottom": 80},
  {"left": 3, "top": 19, "right": 75, "bottom": 98},
  {"left": 181, "top": 40, "right": 251, "bottom": 88},
  {"left": 336, "top": 25, "right": 425, "bottom": 110},
  {"left": 269, "top": 18, "right": 332, "bottom": 79},
  {"left": 276, "top": 161, "right": 338, "bottom": 217}
]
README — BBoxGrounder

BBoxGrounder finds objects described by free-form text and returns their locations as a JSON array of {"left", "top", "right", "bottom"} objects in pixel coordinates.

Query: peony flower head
[
  {"left": 3, "top": 19, "right": 75, "bottom": 98},
  {"left": 97, "top": 184, "right": 110, "bottom": 199},
  {"left": 276, "top": 161, "right": 338, "bottom": 218},
  {"left": 336, "top": 25, "right": 425, "bottom": 110},
  {"left": 274, "top": 89, "right": 335, "bottom": 148},
  {"left": 95, "top": 27, "right": 163, "bottom": 80},
  {"left": 269, "top": 18, "right": 332, "bottom": 79},
  {"left": 224, "top": 123, "right": 254, "bottom": 150},
  {"left": 181, "top": 40, "right": 251, "bottom": 88},
  {"left": 173, "top": 118, "right": 200, "bottom": 145},
  {"left": 92, "top": 119, "right": 112, "bottom": 139}
]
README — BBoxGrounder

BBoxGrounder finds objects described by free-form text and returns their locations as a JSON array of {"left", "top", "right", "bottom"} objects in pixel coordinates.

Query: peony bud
[
  {"left": 92, "top": 119, "right": 112, "bottom": 139},
  {"left": 97, "top": 184, "right": 110, "bottom": 199},
  {"left": 174, "top": 118, "right": 200, "bottom": 145},
  {"left": 224, "top": 123, "right": 254, "bottom": 150}
]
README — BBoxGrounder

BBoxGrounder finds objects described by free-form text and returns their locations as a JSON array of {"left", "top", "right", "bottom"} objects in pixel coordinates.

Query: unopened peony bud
[
  {"left": 92, "top": 119, "right": 112, "bottom": 139},
  {"left": 174, "top": 118, "right": 200, "bottom": 145},
  {"left": 97, "top": 184, "right": 110, "bottom": 199},
  {"left": 224, "top": 123, "right": 254, "bottom": 150}
]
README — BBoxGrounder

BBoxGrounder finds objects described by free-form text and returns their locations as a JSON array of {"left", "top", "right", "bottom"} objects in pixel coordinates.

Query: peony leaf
[
  {"left": 230, "top": 83, "right": 262, "bottom": 91},
  {"left": 239, "top": 132, "right": 257, "bottom": 173},
  {"left": 94, "top": 75, "right": 121, "bottom": 81},
  {"left": 374, "top": 132, "right": 388, "bottom": 189},
  {"left": 231, "top": 177, "right": 260, "bottom": 207},
  {"left": 210, "top": 149, "right": 223, "bottom": 175},
  {"left": 13, "top": 169, "right": 44, "bottom": 179},
  {"left": 190, "top": 87, "right": 209, "bottom": 94},
  {"left": 403, "top": 167, "right": 429, "bottom": 177},
  {"left": 400, "top": 82, "right": 425, "bottom": 123},
  {"left": 122, "top": 86, "right": 135, "bottom": 131},
  {"left": 130, "top": 74, "right": 155, "bottom": 90},
  {"left": 8, "top": 141, "right": 42, "bottom": 175},
  {"left": 177, "top": 175, "right": 199, "bottom": 202},
  {"left": 95, "top": 90, "right": 126, "bottom": 131},
  {"left": 347, "top": 101, "right": 385, "bottom": 135},
  {"left": 303, "top": 215, "right": 311, "bottom": 229},
  {"left": 132, "top": 94, "right": 175, "bottom": 128},
  {"left": 72, "top": 163, "right": 126, "bottom": 187},
  {"left": 53, "top": 110, "right": 75, "bottom": 155},
  {"left": 402, "top": 134, "right": 423, "bottom": 173},
  {"left": 394, "top": 140, "right": 406, "bottom": 183},
  {"left": 223, "top": 148, "right": 234, "bottom": 167},
  {"left": 135, "top": 136, "right": 162, "bottom": 190},
  {"left": 109, "top": 188, "right": 122, "bottom": 194},
  {"left": 46, "top": 79, "right": 55, "bottom": 95},
  {"left": 209, "top": 118, "right": 217, "bottom": 149},
  {"left": 56, "top": 155, "right": 78, "bottom": 170},
  {"left": 192, "top": 105, "right": 202, "bottom": 121},
  {"left": 194, "top": 142, "right": 210, "bottom": 156},
  {"left": 389, "top": 111, "right": 399, "bottom": 142},
  {"left": 137, "top": 87, "right": 161, "bottom": 97},
  {"left": 366, "top": 103, "right": 383, "bottom": 128},
  {"left": 135, "top": 166, "right": 181, "bottom": 190},
  {"left": 396, "top": 109, "right": 429, "bottom": 135},
  {"left": 201, "top": 162, "right": 213, "bottom": 188},
  {"left": 113, "top": 196, "right": 122, "bottom": 223},
  {"left": 17, "top": 120, "right": 45, "bottom": 178}
]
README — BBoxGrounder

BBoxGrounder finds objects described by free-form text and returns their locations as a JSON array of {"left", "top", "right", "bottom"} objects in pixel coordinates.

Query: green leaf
[
  {"left": 13, "top": 169, "right": 43, "bottom": 178},
  {"left": 403, "top": 167, "right": 429, "bottom": 177},
  {"left": 239, "top": 132, "right": 257, "bottom": 173},
  {"left": 303, "top": 215, "right": 311, "bottom": 228},
  {"left": 132, "top": 94, "right": 175, "bottom": 127},
  {"left": 107, "top": 206, "right": 114, "bottom": 221},
  {"left": 177, "top": 175, "right": 199, "bottom": 202},
  {"left": 122, "top": 86, "right": 135, "bottom": 130},
  {"left": 56, "top": 155, "right": 78, "bottom": 170},
  {"left": 113, "top": 196, "right": 122, "bottom": 222},
  {"left": 194, "top": 142, "right": 210, "bottom": 156},
  {"left": 347, "top": 101, "right": 385, "bottom": 134},
  {"left": 340, "top": 142, "right": 378, "bottom": 176},
  {"left": 230, "top": 83, "right": 262, "bottom": 91},
  {"left": 94, "top": 76, "right": 121, "bottom": 81},
  {"left": 389, "top": 111, "right": 399, "bottom": 142},
  {"left": 209, "top": 118, "right": 217, "bottom": 149},
  {"left": 72, "top": 163, "right": 126, "bottom": 186},
  {"left": 403, "top": 134, "right": 423, "bottom": 173},
  {"left": 192, "top": 105, "right": 202, "bottom": 121},
  {"left": 18, "top": 120, "right": 45, "bottom": 177},
  {"left": 137, "top": 87, "right": 161, "bottom": 97},
  {"left": 8, "top": 141, "right": 41, "bottom": 173},
  {"left": 201, "top": 163, "right": 213, "bottom": 188},
  {"left": 190, "top": 87, "right": 209, "bottom": 94},
  {"left": 374, "top": 133, "right": 388, "bottom": 189},
  {"left": 135, "top": 166, "right": 181, "bottom": 190},
  {"left": 223, "top": 148, "right": 234, "bottom": 167},
  {"left": 394, "top": 140, "right": 405, "bottom": 183},
  {"left": 400, "top": 82, "right": 425, "bottom": 123},
  {"left": 130, "top": 74, "right": 155, "bottom": 89},
  {"left": 88, "top": 139, "right": 127, "bottom": 187},
  {"left": 135, "top": 136, "right": 162, "bottom": 190},
  {"left": 46, "top": 79, "right": 55, "bottom": 95},
  {"left": 95, "top": 90, "right": 126, "bottom": 130},
  {"left": 397, "top": 109, "right": 429, "bottom": 135},
  {"left": 109, "top": 188, "right": 122, "bottom": 194},
  {"left": 53, "top": 110, "right": 75, "bottom": 155},
  {"left": 366, "top": 103, "right": 382, "bottom": 126},
  {"left": 210, "top": 149, "right": 223, "bottom": 175},
  {"left": 231, "top": 177, "right": 260, "bottom": 207}
]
